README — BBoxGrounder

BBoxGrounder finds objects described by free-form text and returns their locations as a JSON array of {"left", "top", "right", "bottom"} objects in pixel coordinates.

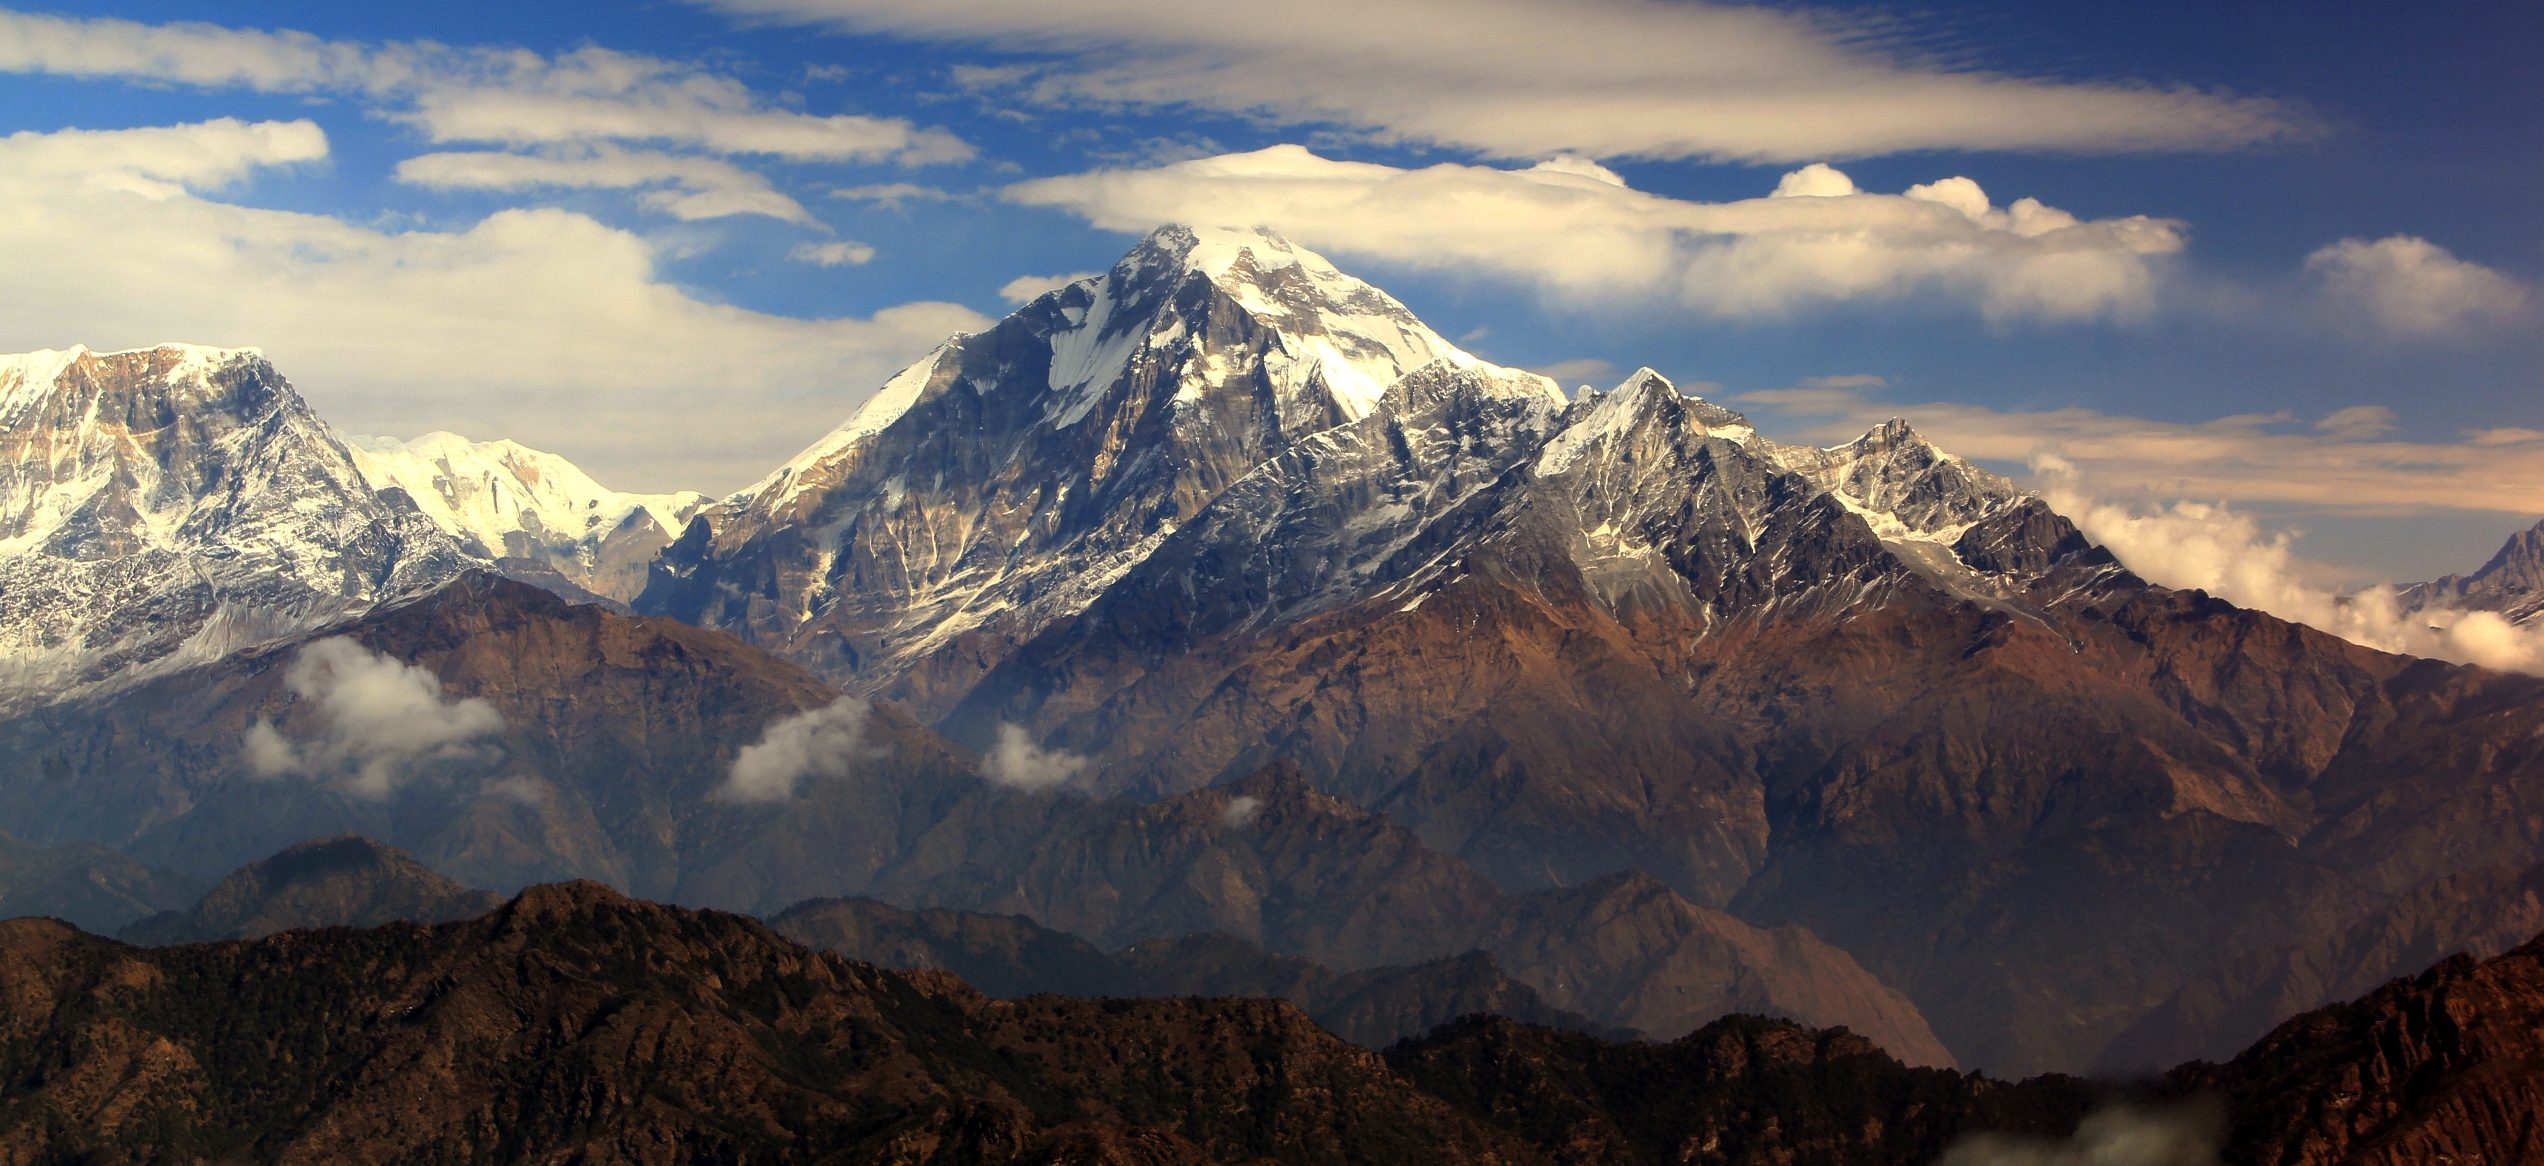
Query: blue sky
[{"left": 0, "top": 0, "right": 2537, "bottom": 587}]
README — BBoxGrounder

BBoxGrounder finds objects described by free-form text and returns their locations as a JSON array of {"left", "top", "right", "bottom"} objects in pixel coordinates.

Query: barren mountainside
[{"left": 5, "top": 883, "right": 2542, "bottom": 1164}]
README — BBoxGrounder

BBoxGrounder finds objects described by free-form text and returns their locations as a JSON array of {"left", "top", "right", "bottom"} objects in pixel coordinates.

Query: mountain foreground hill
[{"left": 5, "top": 882, "right": 2542, "bottom": 1164}]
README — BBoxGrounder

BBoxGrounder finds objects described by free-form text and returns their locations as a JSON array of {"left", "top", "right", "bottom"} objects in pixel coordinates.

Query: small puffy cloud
[
  {"left": 792, "top": 240, "right": 879, "bottom": 267},
  {"left": 1219, "top": 794, "right": 1264, "bottom": 829},
  {"left": 721, "top": 698, "right": 874, "bottom": 802},
  {"left": 998, "top": 271, "right": 1102, "bottom": 303},
  {"left": 396, "top": 144, "right": 815, "bottom": 224},
  {"left": 1008, "top": 147, "right": 2185, "bottom": 323},
  {"left": 693, "top": 0, "right": 2301, "bottom": 162},
  {"left": 244, "top": 637, "right": 505, "bottom": 798},
  {"left": 0, "top": 118, "right": 988, "bottom": 492},
  {"left": 2305, "top": 235, "right": 2528, "bottom": 338},
  {"left": 1771, "top": 162, "right": 1857, "bottom": 198},
  {"left": 979, "top": 723, "right": 1087, "bottom": 790},
  {"left": 2042, "top": 477, "right": 2544, "bottom": 676}
]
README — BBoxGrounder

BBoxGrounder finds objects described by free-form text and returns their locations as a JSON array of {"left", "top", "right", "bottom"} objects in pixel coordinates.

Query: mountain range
[
  {"left": 7, "top": 874, "right": 2542, "bottom": 1164},
  {"left": 2, "top": 225, "right": 2541, "bottom": 1083}
]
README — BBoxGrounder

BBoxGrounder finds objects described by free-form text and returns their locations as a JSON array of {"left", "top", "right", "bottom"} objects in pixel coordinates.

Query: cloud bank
[
  {"left": 1736, "top": 380, "right": 2544, "bottom": 518},
  {"left": 695, "top": 0, "right": 2300, "bottom": 162},
  {"left": 722, "top": 698, "right": 875, "bottom": 802},
  {"left": 243, "top": 638, "right": 504, "bottom": 798},
  {"left": 1011, "top": 147, "right": 2185, "bottom": 323},
  {"left": 2045, "top": 485, "right": 2544, "bottom": 676},
  {"left": 0, "top": 118, "right": 987, "bottom": 491}
]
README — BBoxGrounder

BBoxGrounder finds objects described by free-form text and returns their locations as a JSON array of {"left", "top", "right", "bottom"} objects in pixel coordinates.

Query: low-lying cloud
[
  {"left": 1010, "top": 147, "right": 2184, "bottom": 323},
  {"left": 2046, "top": 483, "right": 2544, "bottom": 676},
  {"left": 1939, "top": 1104, "right": 2222, "bottom": 1166},
  {"left": 979, "top": 723, "right": 1087, "bottom": 791},
  {"left": 721, "top": 698, "right": 874, "bottom": 803},
  {"left": 243, "top": 637, "right": 504, "bottom": 798}
]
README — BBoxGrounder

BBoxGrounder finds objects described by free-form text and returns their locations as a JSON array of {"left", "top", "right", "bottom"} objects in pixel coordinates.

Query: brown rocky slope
[{"left": 6, "top": 887, "right": 2544, "bottom": 1165}]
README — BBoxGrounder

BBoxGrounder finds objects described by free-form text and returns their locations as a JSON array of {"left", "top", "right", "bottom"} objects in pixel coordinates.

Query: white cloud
[
  {"left": 1941, "top": 1105, "right": 2220, "bottom": 1166},
  {"left": 244, "top": 637, "right": 505, "bottom": 798},
  {"left": 979, "top": 724, "right": 1086, "bottom": 790},
  {"left": 792, "top": 240, "right": 879, "bottom": 266},
  {"left": 2305, "top": 235, "right": 2529, "bottom": 338},
  {"left": 0, "top": 11, "right": 969, "bottom": 165},
  {"left": 831, "top": 181, "right": 965, "bottom": 207},
  {"left": 396, "top": 145, "right": 815, "bottom": 224},
  {"left": 1219, "top": 794, "right": 1264, "bottom": 829},
  {"left": 721, "top": 698, "right": 874, "bottom": 802},
  {"left": 1009, "top": 146, "right": 2185, "bottom": 323},
  {"left": 997, "top": 271, "right": 1101, "bottom": 303},
  {"left": 691, "top": 0, "right": 2300, "bottom": 162},
  {"left": 0, "top": 119, "right": 989, "bottom": 492},
  {"left": 1738, "top": 380, "right": 2544, "bottom": 518},
  {"left": 2044, "top": 480, "right": 2544, "bottom": 676}
]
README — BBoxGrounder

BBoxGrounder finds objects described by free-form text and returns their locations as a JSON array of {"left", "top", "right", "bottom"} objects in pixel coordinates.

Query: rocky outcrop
[{"left": 119, "top": 835, "right": 500, "bottom": 945}]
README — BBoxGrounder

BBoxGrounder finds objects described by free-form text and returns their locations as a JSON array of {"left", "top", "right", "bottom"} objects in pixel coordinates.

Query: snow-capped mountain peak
[{"left": 0, "top": 343, "right": 464, "bottom": 708}]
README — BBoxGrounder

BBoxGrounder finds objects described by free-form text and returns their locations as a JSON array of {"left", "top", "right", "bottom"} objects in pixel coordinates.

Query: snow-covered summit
[
  {"left": 0, "top": 343, "right": 464, "bottom": 708},
  {"left": 349, "top": 432, "right": 707, "bottom": 601}
]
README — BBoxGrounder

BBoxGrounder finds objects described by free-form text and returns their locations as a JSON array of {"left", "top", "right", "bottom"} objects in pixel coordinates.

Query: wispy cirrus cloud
[
  {"left": 1010, "top": 146, "right": 2186, "bottom": 323},
  {"left": 0, "top": 9, "right": 969, "bottom": 165},
  {"left": 691, "top": 0, "right": 2303, "bottom": 163}
]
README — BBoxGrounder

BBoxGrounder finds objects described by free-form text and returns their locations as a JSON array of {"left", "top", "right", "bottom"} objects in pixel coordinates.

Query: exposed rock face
[
  {"left": 119, "top": 835, "right": 500, "bottom": 945},
  {"left": 349, "top": 431, "right": 707, "bottom": 603},
  {"left": 0, "top": 833, "right": 201, "bottom": 934},
  {"left": 0, "top": 882, "right": 1537, "bottom": 1165},
  {"left": 640, "top": 226, "right": 1552, "bottom": 711},
  {"left": 0, "top": 345, "right": 466, "bottom": 709},
  {"left": 2170, "top": 932, "right": 2544, "bottom": 1166},
  {"left": 770, "top": 896, "right": 1623, "bottom": 1049},
  {"left": 2400, "top": 515, "right": 2544, "bottom": 624}
]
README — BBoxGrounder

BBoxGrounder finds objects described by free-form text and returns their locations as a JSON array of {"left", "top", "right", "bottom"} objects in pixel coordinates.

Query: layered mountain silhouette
[
  {"left": 3, "top": 226, "right": 2542, "bottom": 1079},
  {"left": 5, "top": 882, "right": 2542, "bottom": 1164}
]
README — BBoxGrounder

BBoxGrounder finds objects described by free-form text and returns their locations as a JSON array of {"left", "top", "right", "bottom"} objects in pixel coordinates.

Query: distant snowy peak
[
  {"left": 350, "top": 432, "right": 705, "bottom": 557},
  {"left": 2401, "top": 517, "right": 2544, "bottom": 625},
  {"left": 349, "top": 432, "right": 706, "bottom": 603}
]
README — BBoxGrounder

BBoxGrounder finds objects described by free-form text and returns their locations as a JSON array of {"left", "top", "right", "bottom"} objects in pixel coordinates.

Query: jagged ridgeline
[{"left": 3, "top": 226, "right": 2543, "bottom": 1083}]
